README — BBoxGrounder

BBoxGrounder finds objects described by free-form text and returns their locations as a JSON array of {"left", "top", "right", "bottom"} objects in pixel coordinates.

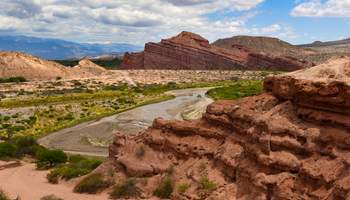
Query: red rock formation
[
  {"left": 102, "top": 57, "right": 350, "bottom": 199},
  {"left": 121, "top": 31, "right": 312, "bottom": 71}
]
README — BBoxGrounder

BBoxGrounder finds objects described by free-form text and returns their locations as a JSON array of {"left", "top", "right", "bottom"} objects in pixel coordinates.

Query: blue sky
[{"left": 0, "top": 0, "right": 349, "bottom": 45}]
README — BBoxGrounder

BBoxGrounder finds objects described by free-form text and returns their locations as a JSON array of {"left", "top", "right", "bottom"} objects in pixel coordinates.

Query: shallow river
[{"left": 38, "top": 88, "right": 213, "bottom": 157}]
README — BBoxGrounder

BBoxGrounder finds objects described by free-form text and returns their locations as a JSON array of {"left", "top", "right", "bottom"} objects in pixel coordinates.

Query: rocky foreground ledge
[{"left": 103, "top": 58, "right": 350, "bottom": 199}]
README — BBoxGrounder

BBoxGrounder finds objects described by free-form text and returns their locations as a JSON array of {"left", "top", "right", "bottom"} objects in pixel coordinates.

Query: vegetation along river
[{"left": 38, "top": 88, "right": 213, "bottom": 157}]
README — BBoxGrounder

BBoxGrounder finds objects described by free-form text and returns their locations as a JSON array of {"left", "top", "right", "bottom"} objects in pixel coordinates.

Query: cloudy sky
[{"left": 0, "top": 0, "right": 349, "bottom": 45}]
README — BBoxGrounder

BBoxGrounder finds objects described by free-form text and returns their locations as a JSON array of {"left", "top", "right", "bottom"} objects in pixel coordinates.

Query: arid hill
[
  {"left": 299, "top": 38, "right": 350, "bottom": 64},
  {"left": 213, "top": 35, "right": 350, "bottom": 65},
  {"left": 0, "top": 52, "right": 108, "bottom": 80},
  {"left": 212, "top": 35, "right": 314, "bottom": 59},
  {"left": 99, "top": 57, "right": 350, "bottom": 199},
  {"left": 72, "top": 59, "right": 107, "bottom": 76},
  {"left": 121, "top": 31, "right": 312, "bottom": 71}
]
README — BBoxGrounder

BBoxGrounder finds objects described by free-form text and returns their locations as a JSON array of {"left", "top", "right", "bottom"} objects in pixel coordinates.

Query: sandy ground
[
  {"left": 38, "top": 88, "right": 213, "bottom": 157},
  {"left": 0, "top": 161, "right": 109, "bottom": 200}
]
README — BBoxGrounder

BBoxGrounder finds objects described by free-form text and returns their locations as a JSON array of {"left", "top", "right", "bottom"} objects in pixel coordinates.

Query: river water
[{"left": 38, "top": 88, "right": 213, "bottom": 157}]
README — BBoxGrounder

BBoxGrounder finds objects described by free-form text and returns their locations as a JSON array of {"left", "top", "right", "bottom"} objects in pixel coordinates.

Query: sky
[{"left": 0, "top": 0, "right": 349, "bottom": 45}]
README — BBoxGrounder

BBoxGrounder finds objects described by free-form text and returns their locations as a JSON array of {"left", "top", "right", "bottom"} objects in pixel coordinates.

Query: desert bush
[
  {"left": 110, "top": 179, "right": 139, "bottom": 199},
  {"left": 0, "top": 142, "right": 17, "bottom": 159},
  {"left": 13, "top": 136, "right": 38, "bottom": 156},
  {"left": 74, "top": 173, "right": 111, "bottom": 194},
  {"left": 40, "top": 194, "right": 63, "bottom": 200},
  {"left": 47, "top": 156, "right": 102, "bottom": 183},
  {"left": 199, "top": 176, "right": 217, "bottom": 191},
  {"left": 153, "top": 176, "right": 173, "bottom": 199},
  {"left": 178, "top": 183, "right": 190, "bottom": 194},
  {"left": 0, "top": 76, "right": 27, "bottom": 83},
  {"left": 0, "top": 189, "right": 10, "bottom": 200},
  {"left": 47, "top": 170, "right": 60, "bottom": 184},
  {"left": 36, "top": 148, "right": 67, "bottom": 168}
]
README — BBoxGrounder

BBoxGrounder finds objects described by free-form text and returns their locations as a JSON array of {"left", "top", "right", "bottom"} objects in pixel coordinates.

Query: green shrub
[
  {"left": 36, "top": 148, "right": 67, "bottom": 168},
  {"left": 178, "top": 183, "right": 190, "bottom": 194},
  {"left": 74, "top": 173, "right": 111, "bottom": 194},
  {"left": 46, "top": 156, "right": 102, "bottom": 183},
  {"left": 199, "top": 176, "right": 217, "bottom": 191},
  {"left": 13, "top": 136, "right": 38, "bottom": 156},
  {"left": 153, "top": 176, "right": 173, "bottom": 199},
  {"left": 47, "top": 170, "right": 60, "bottom": 184},
  {"left": 110, "top": 179, "right": 139, "bottom": 199},
  {"left": 40, "top": 194, "right": 63, "bottom": 200},
  {"left": 0, "top": 189, "right": 10, "bottom": 200},
  {"left": 0, "top": 76, "right": 27, "bottom": 83},
  {"left": 0, "top": 142, "right": 17, "bottom": 159}
]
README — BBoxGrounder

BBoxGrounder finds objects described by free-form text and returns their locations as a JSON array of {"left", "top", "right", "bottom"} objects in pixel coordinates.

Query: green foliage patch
[
  {"left": 206, "top": 80, "right": 263, "bottom": 100},
  {"left": 110, "top": 179, "right": 139, "bottom": 199},
  {"left": 153, "top": 176, "right": 173, "bottom": 199},
  {"left": 47, "top": 155, "right": 102, "bottom": 183},
  {"left": 0, "top": 76, "right": 27, "bottom": 83},
  {"left": 74, "top": 173, "right": 112, "bottom": 194}
]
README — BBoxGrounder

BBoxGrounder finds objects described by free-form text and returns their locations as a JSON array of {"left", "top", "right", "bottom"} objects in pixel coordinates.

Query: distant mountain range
[{"left": 0, "top": 35, "right": 142, "bottom": 60}]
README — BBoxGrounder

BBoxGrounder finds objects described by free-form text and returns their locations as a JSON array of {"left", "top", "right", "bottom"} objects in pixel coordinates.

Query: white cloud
[
  {"left": 291, "top": 0, "right": 350, "bottom": 17},
  {"left": 261, "top": 24, "right": 281, "bottom": 33},
  {"left": 0, "top": 0, "right": 267, "bottom": 44}
]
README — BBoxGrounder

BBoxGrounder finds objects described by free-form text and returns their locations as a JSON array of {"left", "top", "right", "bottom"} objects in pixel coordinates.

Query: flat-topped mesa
[{"left": 121, "top": 31, "right": 312, "bottom": 71}]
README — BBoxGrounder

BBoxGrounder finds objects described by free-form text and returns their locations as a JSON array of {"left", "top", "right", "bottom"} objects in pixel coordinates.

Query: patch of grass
[
  {"left": 110, "top": 179, "right": 139, "bottom": 199},
  {"left": 74, "top": 173, "right": 112, "bottom": 194},
  {"left": 199, "top": 176, "right": 217, "bottom": 191},
  {"left": 206, "top": 80, "right": 263, "bottom": 100},
  {"left": 178, "top": 183, "right": 190, "bottom": 194},
  {"left": 153, "top": 176, "right": 173, "bottom": 199}
]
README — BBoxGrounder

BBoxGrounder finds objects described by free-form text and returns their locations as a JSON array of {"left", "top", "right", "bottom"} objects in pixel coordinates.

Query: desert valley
[{"left": 0, "top": 1, "right": 350, "bottom": 200}]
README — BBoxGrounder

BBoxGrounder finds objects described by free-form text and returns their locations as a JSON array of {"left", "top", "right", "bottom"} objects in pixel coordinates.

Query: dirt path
[{"left": 0, "top": 161, "right": 109, "bottom": 200}]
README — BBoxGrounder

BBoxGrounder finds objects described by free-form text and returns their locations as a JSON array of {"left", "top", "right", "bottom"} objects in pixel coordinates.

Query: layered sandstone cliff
[
  {"left": 121, "top": 31, "right": 312, "bottom": 71},
  {"left": 105, "top": 57, "right": 350, "bottom": 199}
]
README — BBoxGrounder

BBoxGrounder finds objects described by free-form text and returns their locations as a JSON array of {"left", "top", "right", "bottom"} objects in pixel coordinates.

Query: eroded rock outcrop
[
  {"left": 105, "top": 58, "right": 350, "bottom": 199},
  {"left": 121, "top": 31, "right": 312, "bottom": 71}
]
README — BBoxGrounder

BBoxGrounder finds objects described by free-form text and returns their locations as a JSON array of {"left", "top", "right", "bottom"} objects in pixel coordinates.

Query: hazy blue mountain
[{"left": 0, "top": 35, "right": 142, "bottom": 60}]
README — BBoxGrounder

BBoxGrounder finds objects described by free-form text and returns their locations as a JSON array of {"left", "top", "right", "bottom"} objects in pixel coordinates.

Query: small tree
[{"left": 36, "top": 148, "right": 67, "bottom": 168}]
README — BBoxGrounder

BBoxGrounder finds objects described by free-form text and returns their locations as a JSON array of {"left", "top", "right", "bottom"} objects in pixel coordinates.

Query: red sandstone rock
[
  {"left": 121, "top": 31, "right": 311, "bottom": 71},
  {"left": 99, "top": 57, "right": 350, "bottom": 199}
]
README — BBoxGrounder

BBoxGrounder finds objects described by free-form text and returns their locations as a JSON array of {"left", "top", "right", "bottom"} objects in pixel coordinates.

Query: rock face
[
  {"left": 0, "top": 52, "right": 109, "bottom": 80},
  {"left": 106, "top": 57, "right": 350, "bottom": 199},
  {"left": 121, "top": 31, "right": 311, "bottom": 71}
]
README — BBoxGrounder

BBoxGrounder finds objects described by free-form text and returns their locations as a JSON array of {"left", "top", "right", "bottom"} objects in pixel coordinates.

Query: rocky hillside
[
  {"left": 121, "top": 31, "right": 312, "bottom": 71},
  {"left": 213, "top": 35, "right": 350, "bottom": 65},
  {"left": 299, "top": 38, "right": 350, "bottom": 64},
  {"left": 101, "top": 57, "right": 350, "bottom": 199},
  {"left": 212, "top": 35, "right": 314, "bottom": 59},
  {"left": 0, "top": 51, "right": 108, "bottom": 80}
]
